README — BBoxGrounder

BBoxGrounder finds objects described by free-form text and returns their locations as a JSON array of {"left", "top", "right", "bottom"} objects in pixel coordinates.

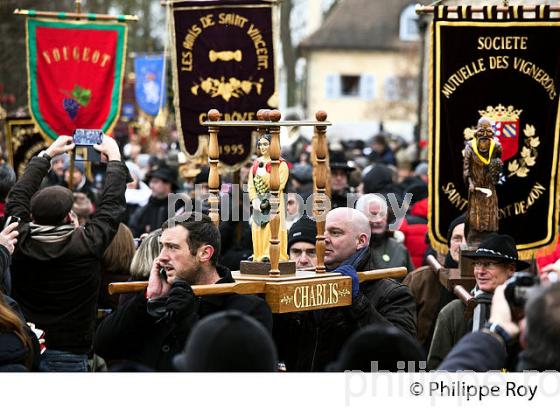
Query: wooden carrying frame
[{"left": 109, "top": 109, "right": 410, "bottom": 313}]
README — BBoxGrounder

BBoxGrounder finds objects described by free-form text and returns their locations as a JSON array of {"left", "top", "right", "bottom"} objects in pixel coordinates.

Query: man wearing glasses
[{"left": 427, "top": 233, "right": 529, "bottom": 369}]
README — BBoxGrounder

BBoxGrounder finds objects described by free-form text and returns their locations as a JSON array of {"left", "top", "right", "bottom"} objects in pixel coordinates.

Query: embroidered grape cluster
[
  {"left": 63, "top": 98, "right": 80, "bottom": 120},
  {"left": 253, "top": 175, "right": 269, "bottom": 194}
]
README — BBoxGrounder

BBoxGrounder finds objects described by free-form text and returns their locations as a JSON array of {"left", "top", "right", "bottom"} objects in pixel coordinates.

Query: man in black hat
[
  {"left": 288, "top": 216, "right": 317, "bottom": 269},
  {"left": 6, "top": 134, "right": 127, "bottom": 371},
  {"left": 94, "top": 213, "right": 272, "bottom": 371},
  {"left": 129, "top": 164, "right": 180, "bottom": 237},
  {"left": 427, "top": 233, "right": 529, "bottom": 369},
  {"left": 329, "top": 151, "right": 355, "bottom": 209}
]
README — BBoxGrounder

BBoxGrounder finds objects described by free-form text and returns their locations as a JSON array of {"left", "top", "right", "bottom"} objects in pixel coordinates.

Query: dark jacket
[
  {"left": 128, "top": 196, "right": 170, "bottom": 237},
  {"left": 438, "top": 331, "right": 506, "bottom": 372},
  {"left": 356, "top": 247, "right": 417, "bottom": 338},
  {"left": 0, "top": 244, "right": 10, "bottom": 294},
  {"left": 369, "top": 236, "right": 415, "bottom": 273},
  {"left": 6, "top": 157, "right": 127, "bottom": 354},
  {"left": 274, "top": 247, "right": 416, "bottom": 371},
  {"left": 93, "top": 265, "right": 273, "bottom": 371},
  {"left": 0, "top": 294, "right": 41, "bottom": 371}
]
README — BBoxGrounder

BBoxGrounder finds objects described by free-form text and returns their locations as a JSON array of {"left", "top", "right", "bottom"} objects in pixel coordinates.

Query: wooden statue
[
  {"left": 463, "top": 117, "right": 503, "bottom": 245},
  {"left": 247, "top": 131, "right": 290, "bottom": 263}
]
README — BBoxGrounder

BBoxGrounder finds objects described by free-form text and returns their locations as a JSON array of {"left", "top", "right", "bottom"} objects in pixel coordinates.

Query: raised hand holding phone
[
  {"left": 146, "top": 257, "right": 171, "bottom": 299},
  {"left": 0, "top": 219, "right": 19, "bottom": 254}
]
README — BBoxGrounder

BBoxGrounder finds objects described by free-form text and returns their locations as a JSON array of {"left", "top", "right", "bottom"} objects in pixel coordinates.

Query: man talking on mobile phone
[
  {"left": 5, "top": 134, "right": 127, "bottom": 372},
  {"left": 94, "top": 212, "right": 273, "bottom": 371}
]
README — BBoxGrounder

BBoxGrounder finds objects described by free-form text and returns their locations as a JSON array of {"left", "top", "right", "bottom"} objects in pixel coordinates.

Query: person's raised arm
[{"left": 6, "top": 136, "right": 75, "bottom": 221}]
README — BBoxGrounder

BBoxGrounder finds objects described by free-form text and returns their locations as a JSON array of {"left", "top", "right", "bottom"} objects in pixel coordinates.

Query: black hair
[{"left": 161, "top": 213, "right": 221, "bottom": 266}]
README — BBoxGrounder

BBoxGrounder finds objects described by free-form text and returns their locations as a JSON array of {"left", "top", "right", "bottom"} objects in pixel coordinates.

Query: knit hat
[
  {"left": 288, "top": 216, "right": 317, "bottom": 251},
  {"left": 446, "top": 214, "right": 466, "bottom": 246},
  {"left": 328, "top": 324, "right": 425, "bottom": 372},
  {"left": 30, "top": 186, "right": 74, "bottom": 225},
  {"left": 172, "top": 310, "right": 277, "bottom": 372}
]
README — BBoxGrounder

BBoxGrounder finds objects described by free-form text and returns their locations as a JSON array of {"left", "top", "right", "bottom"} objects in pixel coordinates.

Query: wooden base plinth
[{"left": 240, "top": 260, "right": 296, "bottom": 275}]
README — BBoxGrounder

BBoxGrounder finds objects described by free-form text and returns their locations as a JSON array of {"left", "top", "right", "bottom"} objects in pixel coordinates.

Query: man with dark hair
[
  {"left": 94, "top": 212, "right": 273, "bottom": 371},
  {"left": 6, "top": 135, "right": 127, "bottom": 371}
]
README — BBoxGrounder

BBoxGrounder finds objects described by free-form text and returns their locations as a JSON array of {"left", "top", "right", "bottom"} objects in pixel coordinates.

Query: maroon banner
[{"left": 171, "top": 0, "right": 277, "bottom": 169}]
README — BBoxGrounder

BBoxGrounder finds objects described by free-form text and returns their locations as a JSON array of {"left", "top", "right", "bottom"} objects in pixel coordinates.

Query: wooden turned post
[
  {"left": 207, "top": 109, "right": 221, "bottom": 226},
  {"left": 268, "top": 109, "right": 282, "bottom": 275},
  {"left": 256, "top": 109, "right": 269, "bottom": 138},
  {"left": 313, "top": 111, "right": 328, "bottom": 274}
]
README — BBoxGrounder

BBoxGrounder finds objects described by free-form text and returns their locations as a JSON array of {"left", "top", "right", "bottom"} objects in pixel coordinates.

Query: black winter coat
[
  {"left": 128, "top": 196, "right": 171, "bottom": 237},
  {"left": 274, "top": 247, "right": 416, "bottom": 371},
  {"left": 0, "top": 294, "right": 41, "bottom": 371},
  {"left": 6, "top": 157, "right": 127, "bottom": 354},
  {"left": 94, "top": 265, "right": 273, "bottom": 371}
]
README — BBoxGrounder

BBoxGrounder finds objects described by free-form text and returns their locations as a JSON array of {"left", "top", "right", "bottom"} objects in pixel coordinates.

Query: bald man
[
  {"left": 324, "top": 208, "right": 416, "bottom": 338},
  {"left": 324, "top": 207, "right": 371, "bottom": 269},
  {"left": 274, "top": 208, "right": 417, "bottom": 371}
]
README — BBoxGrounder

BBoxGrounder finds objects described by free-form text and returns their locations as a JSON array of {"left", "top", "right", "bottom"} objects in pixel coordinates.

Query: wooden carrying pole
[
  {"left": 108, "top": 267, "right": 408, "bottom": 295},
  {"left": 426, "top": 255, "right": 476, "bottom": 310}
]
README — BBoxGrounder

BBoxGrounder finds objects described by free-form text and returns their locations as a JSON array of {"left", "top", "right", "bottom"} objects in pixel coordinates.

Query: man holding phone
[{"left": 6, "top": 134, "right": 127, "bottom": 372}]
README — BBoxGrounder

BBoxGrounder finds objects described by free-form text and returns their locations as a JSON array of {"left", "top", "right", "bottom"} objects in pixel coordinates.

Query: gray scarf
[
  {"left": 29, "top": 223, "right": 75, "bottom": 243},
  {"left": 472, "top": 287, "right": 493, "bottom": 331}
]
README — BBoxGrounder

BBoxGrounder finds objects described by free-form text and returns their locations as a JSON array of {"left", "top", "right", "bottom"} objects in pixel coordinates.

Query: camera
[
  {"left": 504, "top": 272, "right": 539, "bottom": 309},
  {"left": 72, "top": 129, "right": 103, "bottom": 162}
]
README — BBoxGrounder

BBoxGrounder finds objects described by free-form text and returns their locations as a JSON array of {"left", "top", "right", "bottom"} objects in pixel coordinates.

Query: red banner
[{"left": 26, "top": 19, "right": 127, "bottom": 139}]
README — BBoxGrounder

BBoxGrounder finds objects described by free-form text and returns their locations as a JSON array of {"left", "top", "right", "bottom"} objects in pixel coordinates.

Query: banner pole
[
  {"left": 13, "top": 8, "right": 138, "bottom": 22},
  {"left": 415, "top": 3, "right": 560, "bottom": 15}
]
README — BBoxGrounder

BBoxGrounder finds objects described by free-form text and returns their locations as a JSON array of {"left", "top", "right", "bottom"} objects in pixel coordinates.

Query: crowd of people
[{"left": 0, "top": 129, "right": 559, "bottom": 372}]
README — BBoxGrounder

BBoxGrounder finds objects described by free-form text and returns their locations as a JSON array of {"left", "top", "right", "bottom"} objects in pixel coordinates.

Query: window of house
[
  {"left": 399, "top": 4, "right": 420, "bottom": 41},
  {"left": 384, "top": 75, "right": 417, "bottom": 102},
  {"left": 340, "top": 75, "right": 360, "bottom": 96},
  {"left": 325, "top": 74, "right": 375, "bottom": 100}
]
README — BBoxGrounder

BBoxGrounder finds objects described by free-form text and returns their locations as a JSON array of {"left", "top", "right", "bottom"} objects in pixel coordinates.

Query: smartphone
[
  {"left": 72, "top": 129, "right": 103, "bottom": 146},
  {"left": 3, "top": 215, "right": 21, "bottom": 229},
  {"left": 159, "top": 267, "right": 168, "bottom": 281},
  {"left": 72, "top": 129, "right": 103, "bottom": 162}
]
